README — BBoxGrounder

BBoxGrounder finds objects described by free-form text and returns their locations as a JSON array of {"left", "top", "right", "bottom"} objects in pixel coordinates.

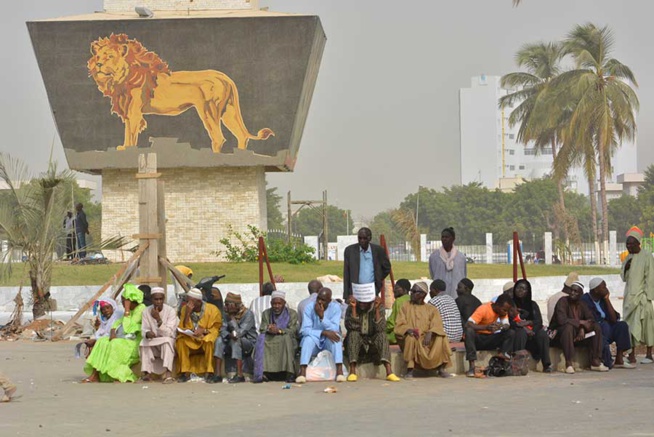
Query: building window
[
  {"left": 509, "top": 165, "right": 515, "bottom": 171},
  {"left": 508, "top": 134, "right": 515, "bottom": 139},
  {"left": 519, "top": 165, "right": 525, "bottom": 170},
  {"left": 509, "top": 149, "right": 515, "bottom": 155}
]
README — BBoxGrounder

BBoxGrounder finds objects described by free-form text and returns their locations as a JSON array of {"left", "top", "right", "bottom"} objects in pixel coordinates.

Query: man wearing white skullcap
[
  {"left": 546, "top": 272, "right": 579, "bottom": 324},
  {"left": 176, "top": 288, "right": 222, "bottom": 382},
  {"left": 140, "top": 287, "right": 179, "bottom": 383},
  {"left": 252, "top": 289, "right": 299, "bottom": 383},
  {"left": 581, "top": 278, "right": 633, "bottom": 369}
]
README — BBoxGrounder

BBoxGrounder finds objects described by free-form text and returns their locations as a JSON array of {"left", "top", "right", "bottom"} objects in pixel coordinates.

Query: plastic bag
[{"left": 306, "top": 350, "right": 337, "bottom": 382}]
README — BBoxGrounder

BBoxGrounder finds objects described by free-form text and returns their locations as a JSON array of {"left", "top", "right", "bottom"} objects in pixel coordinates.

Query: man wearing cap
[
  {"left": 582, "top": 278, "right": 633, "bottom": 369},
  {"left": 455, "top": 278, "right": 482, "bottom": 327},
  {"left": 428, "top": 279, "right": 463, "bottom": 342},
  {"left": 210, "top": 293, "right": 257, "bottom": 384},
  {"left": 140, "top": 287, "right": 179, "bottom": 383},
  {"left": 176, "top": 288, "right": 222, "bottom": 383},
  {"left": 345, "top": 295, "right": 400, "bottom": 382},
  {"left": 546, "top": 272, "right": 578, "bottom": 324},
  {"left": 622, "top": 226, "right": 654, "bottom": 364},
  {"left": 394, "top": 282, "right": 452, "bottom": 378},
  {"left": 253, "top": 290, "right": 299, "bottom": 383},
  {"left": 343, "top": 227, "right": 392, "bottom": 300},
  {"left": 550, "top": 281, "right": 607, "bottom": 374},
  {"left": 296, "top": 288, "right": 346, "bottom": 383}
]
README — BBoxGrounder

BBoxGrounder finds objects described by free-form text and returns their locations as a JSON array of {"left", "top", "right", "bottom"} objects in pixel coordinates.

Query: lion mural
[{"left": 87, "top": 33, "right": 274, "bottom": 152}]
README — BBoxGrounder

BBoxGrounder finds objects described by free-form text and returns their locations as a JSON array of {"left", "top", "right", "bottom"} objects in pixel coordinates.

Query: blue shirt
[{"left": 358, "top": 245, "right": 375, "bottom": 285}]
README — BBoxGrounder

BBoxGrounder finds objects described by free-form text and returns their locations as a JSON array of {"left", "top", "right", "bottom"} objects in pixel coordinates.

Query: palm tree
[
  {"left": 0, "top": 153, "right": 74, "bottom": 318},
  {"left": 553, "top": 23, "right": 639, "bottom": 263},
  {"left": 499, "top": 42, "right": 568, "bottom": 239}
]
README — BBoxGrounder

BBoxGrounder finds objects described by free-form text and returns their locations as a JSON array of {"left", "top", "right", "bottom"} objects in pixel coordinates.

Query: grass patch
[{"left": 0, "top": 261, "right": 620, "bottom": 287}]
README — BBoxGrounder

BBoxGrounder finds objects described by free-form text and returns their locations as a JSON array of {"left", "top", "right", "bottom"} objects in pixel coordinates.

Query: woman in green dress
[{"left": 83, "top": 284, "right": 145, "bottom": 383}]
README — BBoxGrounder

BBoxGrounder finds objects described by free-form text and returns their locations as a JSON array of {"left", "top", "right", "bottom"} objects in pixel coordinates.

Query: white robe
[{"left": 139, "top": 304, "right": 178, "bottom": 374}]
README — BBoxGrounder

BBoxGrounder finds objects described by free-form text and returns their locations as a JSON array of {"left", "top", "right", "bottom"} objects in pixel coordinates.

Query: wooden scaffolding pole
[
  {"left": 512, "top": 231, "right": 527, "bottom": 282},
  {"left": 134, "top": 153, "right": 163, "bottom": 286},
  {"left": 258, "top": 236, "right": 276, "bottom": 296}
]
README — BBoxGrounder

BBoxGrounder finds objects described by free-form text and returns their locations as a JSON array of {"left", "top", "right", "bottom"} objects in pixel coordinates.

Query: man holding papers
[{"left": 343, "top": 227, "right": 392, "bottom": 300}]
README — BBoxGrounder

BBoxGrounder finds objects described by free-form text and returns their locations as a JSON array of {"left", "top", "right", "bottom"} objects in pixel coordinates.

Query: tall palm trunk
[
  {"left": 551, "top": 138, "right": 568, "bottom": 242},
  {"left": 597, "top": 143, "right": 610, "bottom": 265},
  {"left": 587, "top": 173, "right": 600, "bottom": 264}
]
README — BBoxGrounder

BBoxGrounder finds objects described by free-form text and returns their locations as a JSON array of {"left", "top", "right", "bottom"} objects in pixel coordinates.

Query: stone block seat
[{"left": 356, "top": 343, "right": 591, "bottom": 378}]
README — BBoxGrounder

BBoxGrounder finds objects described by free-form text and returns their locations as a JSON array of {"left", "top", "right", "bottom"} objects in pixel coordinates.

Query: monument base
[{"left": 101, "top": 166, "right": 267, "bottom": 262}]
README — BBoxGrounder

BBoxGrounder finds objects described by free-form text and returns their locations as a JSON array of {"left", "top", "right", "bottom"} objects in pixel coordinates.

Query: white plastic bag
[{"left": 306, "top": 350, "right": 337, "bottom": 382}]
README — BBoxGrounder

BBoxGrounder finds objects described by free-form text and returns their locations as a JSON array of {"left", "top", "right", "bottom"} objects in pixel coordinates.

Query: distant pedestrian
[
  {"left": 63, "top": 211, "right": 76, "bottom": 260},
  {"left": 429, "top": 227, "right": 467, "bottom": 299},
  {"left": 75, "top": 203, "right": 89, "bottom": 258}
]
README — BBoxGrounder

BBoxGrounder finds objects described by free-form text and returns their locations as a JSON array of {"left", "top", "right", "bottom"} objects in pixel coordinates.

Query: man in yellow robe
[
  {"left": 176, "top": 288, "right": 222, "bottom": 382},
  {"left": 394, "top": 281, "right": 452, "bottom": 378}
]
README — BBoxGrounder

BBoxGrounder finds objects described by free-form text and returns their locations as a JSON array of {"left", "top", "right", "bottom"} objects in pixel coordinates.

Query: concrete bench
[{"left": 356, "top": 343, "right": 591, "bottom": 378}]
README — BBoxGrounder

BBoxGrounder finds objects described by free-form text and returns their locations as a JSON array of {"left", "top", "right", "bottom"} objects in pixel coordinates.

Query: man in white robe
[{"left": 140, "top": 287, "right": 178, "bottom": 383}]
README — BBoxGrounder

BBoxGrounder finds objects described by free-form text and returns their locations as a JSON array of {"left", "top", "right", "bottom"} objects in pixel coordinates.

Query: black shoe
[
  {"left": 207, "top": 374, "right": 224, "bottom": 384},
  {"left": 177, "top": 374, "right": 190, "bottom": 383},
  {"left": 285, "top": 373, "right": 296, "bottom": 383},
  {"left": 228, "top": 375, "right": 245, "bottom": 384},
  {"left": 543, "top": 365, "right": 553, "bottom": 373}
]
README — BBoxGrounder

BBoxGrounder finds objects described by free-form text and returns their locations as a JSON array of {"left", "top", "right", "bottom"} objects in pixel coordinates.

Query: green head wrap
[{"left": 122, "top": 283, "right": 144, "bottom": 304}]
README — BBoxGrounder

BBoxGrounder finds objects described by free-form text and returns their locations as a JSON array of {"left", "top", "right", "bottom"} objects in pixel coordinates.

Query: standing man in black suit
[{"left": 343, "top": 227, "right": 392, "bottom": 300}]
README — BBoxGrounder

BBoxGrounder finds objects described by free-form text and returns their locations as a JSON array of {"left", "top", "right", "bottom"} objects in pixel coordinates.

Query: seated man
[
  {"left": 428, "top": 279, "right": 463, "bottom": 342},
  {"left": 345, "top": 296, "right": 400, "bottom": 382},
  {"left": 176, "top": 288, "right": 222, "bottom": 383},
  {"left": 296, "top": 288, "right": 346, "bottom": 383},
  {"left": 464, "top": 294, "right": 515, "bottom": 378},
  {"left": 253, "top": 290, "right": 299, "bottom": 383},
  {"left": 547, "top": 272, "right": 578, "bottom": 324},
  {"left": 140, "top": 287, "right": 178, "bottom": 383},
  {"left": 550, "top": 281, "right": 608, "bottom": 374},
  {"left": 394, "top": 282, "right": 452, "bottom": 378},
  {"left": 297, "top": 279, "right": 323, "bottom": 327},
  {"left": 582, "top": 278, "right": 633, "bottom": 369},
  {"left": 210, "top": 292, "right": 258, "bottom": 384},
  {"left": 386, "top": 279, "right": 411, "bottom": 345},
  {"left": 455, "top": 278, "right": 482, "bottom": 325}
]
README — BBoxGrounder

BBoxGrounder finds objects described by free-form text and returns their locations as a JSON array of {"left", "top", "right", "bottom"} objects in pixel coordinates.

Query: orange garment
[{"left": 469, "top": 302, "right": 509, "bottom": 335}]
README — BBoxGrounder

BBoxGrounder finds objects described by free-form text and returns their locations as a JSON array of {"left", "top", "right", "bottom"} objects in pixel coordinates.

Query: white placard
[{"left": 352, "top": 282, "right": 376, "bottom": 302}]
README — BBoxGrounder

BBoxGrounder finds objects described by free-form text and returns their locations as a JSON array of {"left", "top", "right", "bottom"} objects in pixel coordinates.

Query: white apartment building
[{"left": 459, "top": 75, "right": 639, "bottom": 195}]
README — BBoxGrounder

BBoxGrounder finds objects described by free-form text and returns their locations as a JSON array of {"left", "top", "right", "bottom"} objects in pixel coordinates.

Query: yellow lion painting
[{"left": 87, "top": 33, "right": 274, "bottom": 152}]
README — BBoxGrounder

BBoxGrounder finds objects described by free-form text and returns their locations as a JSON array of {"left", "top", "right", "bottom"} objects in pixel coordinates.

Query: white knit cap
[
  {"left": 151, "top": 287, "right": 165, "bottom": 296},
  {"left": 589, "top": 278, "right": 604, "bottom": 291},
  {"left": 187, "top": 288, "right": 203, "bottom": 300},
  {"left": 271, "top": 290, "right": 286, "bottom": 300}
]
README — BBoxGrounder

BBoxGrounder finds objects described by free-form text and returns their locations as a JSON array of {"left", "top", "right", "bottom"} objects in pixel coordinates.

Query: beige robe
[
  {"left": 394, "top": 302, "right": 452, "bottom": 370},
  {"left": 140, "top": 304, "right": 178, "bottom": 374}
]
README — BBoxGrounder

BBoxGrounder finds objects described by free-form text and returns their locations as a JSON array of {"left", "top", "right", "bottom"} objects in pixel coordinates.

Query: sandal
[
  {"left": 81, "top": 377, "right": 96, "bottom": 383},
  {"left": 162, "top": 377, "right": 175, "bottom": 384}
]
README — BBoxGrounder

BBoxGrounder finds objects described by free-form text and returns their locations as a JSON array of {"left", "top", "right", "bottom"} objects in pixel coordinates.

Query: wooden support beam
[
  {"left": 159, "top": 257, "right": 193, "bottom": 292},
  {"left": 258, "top": 237, "right": 276, "bottom": 296},
  {"left": 132, "top": 233, "right": 163, "bottom": 240},
  {"left": 134, "top": 277, "right": 163, "bottom": 284},
  {"left": 157, "top": 180, "right": 168, "bottom": 292},
  {"left": 53, "top": 242, "right": 148, "bottom": 341},
  {"left": 138, "top": 153, "right": 161, "bottom": 287}
]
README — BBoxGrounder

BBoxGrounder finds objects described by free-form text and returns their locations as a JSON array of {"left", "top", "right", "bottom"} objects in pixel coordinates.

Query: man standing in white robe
[
  {"left": 429, "top": 227, "right": 467, "bottom": 299},
  {"left": 140, "top": 287, "right": 178, "bottom": 383}
]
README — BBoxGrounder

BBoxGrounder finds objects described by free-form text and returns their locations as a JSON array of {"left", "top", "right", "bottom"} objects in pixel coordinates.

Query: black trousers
[
  {"left": 514, "top": 328, "right": 551, "bottom": 367},
  {"left": 465, "top": 326, "right": 515, "bottom": 361}
]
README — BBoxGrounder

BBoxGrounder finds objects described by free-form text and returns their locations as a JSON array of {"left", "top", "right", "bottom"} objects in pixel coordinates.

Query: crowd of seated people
[{"left": 81, "top": 273, "right": 637, "bottom": 384}]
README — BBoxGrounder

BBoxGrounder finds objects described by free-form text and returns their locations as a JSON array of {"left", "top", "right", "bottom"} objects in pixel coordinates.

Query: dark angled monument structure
[{"left": 28, "top": 0, "right": 326, "bottom": 261}]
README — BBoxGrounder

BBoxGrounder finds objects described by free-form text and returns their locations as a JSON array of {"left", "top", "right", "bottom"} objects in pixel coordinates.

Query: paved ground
[{"left": 2, "top": 341, "right": 654, "bottom": 437}]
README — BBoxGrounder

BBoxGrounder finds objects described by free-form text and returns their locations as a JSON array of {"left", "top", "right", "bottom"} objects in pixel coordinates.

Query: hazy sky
[{"left": 1, "top": 0, "right": 652, "bottom": 220}]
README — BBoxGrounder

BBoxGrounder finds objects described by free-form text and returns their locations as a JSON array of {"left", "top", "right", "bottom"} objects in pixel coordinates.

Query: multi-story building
[{"left": 460, "top": 75, "right": 640, "bottom": 196}]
